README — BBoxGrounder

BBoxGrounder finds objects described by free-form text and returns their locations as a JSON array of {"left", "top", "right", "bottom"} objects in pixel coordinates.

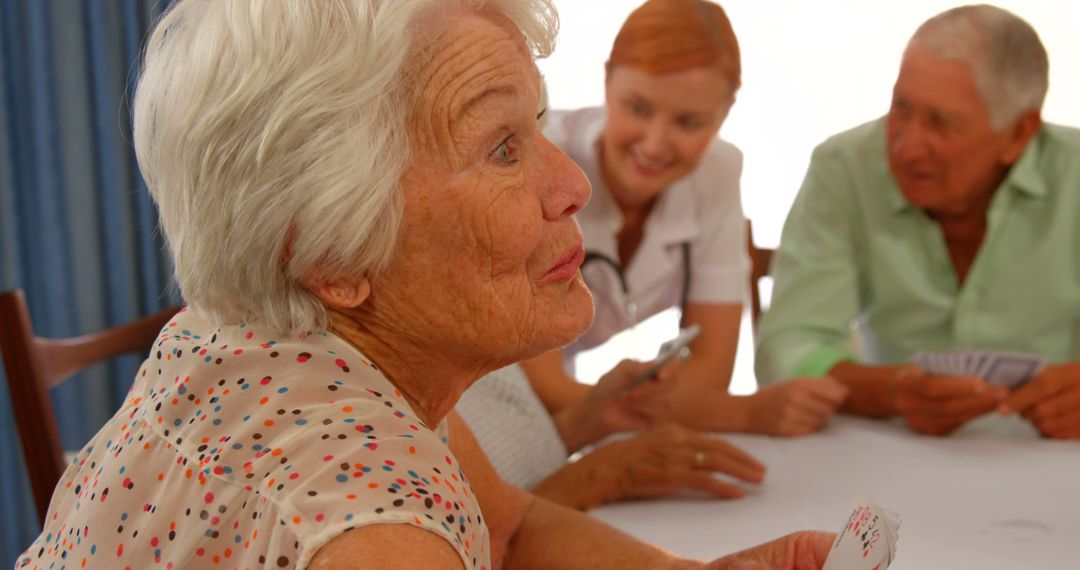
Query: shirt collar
[{"left": 1005, "top": 129, "right": 1048, "bottom": 198}]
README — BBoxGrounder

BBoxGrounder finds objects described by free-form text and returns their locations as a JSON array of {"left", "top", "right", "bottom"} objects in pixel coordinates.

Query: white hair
[
  {"left": 907, "top": 4, "right": 1048, "bottom": 129},
  {"left": 133, "top": 0, "right": 558, "bottom": 333}
]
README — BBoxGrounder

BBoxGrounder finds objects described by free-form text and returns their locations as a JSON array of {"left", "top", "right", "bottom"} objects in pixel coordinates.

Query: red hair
[{"left": 609, "top": 0, "right": 741, "bottom": 89}]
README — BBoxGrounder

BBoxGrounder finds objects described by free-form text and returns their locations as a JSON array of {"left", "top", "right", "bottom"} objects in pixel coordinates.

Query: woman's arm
[
  {"left": 520, "top": 349, "right": 589, "bottom": 413},
  {"left": 447, "top": 412, "right": 830, "bottom": 569},
  {"left": 310, "top": 523, "right": 466, "bottom": 569},
  {"left": 668, "top": 302, "right": 742, "bottom": 430},
  {"left": 668, "top": 303, "right": 850, "bottom": 435},
  {"left": 445, "top": 411, "right": 700, "bottom": 570},
  {"left": 313, "top": 412, "right": 828, "bottom": 569},
  {"left": 532, "top": 424, "right": 764, "bottom": 510},
  {"left": 308, "top": 412, "right": 687, "bottom": 570},
  {"left": 521, "top": 305, "right": 743, "bottom": 441}
]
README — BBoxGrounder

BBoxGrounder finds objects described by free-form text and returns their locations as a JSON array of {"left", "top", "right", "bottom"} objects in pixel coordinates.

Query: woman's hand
[
  {"left": 555, "top": 359, "right": 678, "bottom": 452},
  {"left": 709, "top": 531, "right": 836, "bottom": 569},
  {"left": 534, "top": 423, "right": 765, "bottom": 510},
  {"left": 595, "top": 424, "right": 764, "bottom": 504},
  {"left": 746, "top": 377, "right": 849, "bottom": 436},
  {"left": 590, "top": 359, "right": 679, "bottom": 431}
]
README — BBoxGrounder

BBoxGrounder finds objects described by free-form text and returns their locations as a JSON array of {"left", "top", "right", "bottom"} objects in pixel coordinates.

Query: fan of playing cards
[
  {"left": 822, "top": 498, "right": 901, "bottom": 570},
  {"left": 912, "top": 350, "right": 1046, "bottom": 390}
]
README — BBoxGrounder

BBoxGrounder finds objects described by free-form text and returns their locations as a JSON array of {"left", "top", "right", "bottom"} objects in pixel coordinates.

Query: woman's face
[
  {"left": 371, "top": 12, "right": 594, "bottom": 371},
  {"left": 602, "top": 65, "right": 734, "bottom": 208}
]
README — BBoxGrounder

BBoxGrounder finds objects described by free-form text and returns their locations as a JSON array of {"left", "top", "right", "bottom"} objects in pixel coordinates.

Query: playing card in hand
[
  {"left": 822, "top": 498, "right": 901, "bottom": 570},
  {"left": 912, "top": 350, "right": 1045, "bottom": 389}
]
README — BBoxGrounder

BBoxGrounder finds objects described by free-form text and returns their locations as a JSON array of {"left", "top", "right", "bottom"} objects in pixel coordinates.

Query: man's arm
[
  {"left": 755, "top": 144, "right": 861, "bottom": 386},
  {"left": 827, "top": 361, "right": 902, "bottom": 417},
  {"left": 1003, "top": 362, "right": 1080, "bottom": 439}
]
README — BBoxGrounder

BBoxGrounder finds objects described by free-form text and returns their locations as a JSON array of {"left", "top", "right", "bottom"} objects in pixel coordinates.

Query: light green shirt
[{"left": 757, "top": 117, "right": 1080, "bottom": 383}]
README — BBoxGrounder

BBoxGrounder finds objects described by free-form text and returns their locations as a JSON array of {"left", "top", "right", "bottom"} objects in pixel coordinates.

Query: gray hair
[
  {"left": 133, "top": 0, "right": 558, "bottom": 333},
  {"left": 907, "top": 4, "right": 1048, "bottom": 129}
]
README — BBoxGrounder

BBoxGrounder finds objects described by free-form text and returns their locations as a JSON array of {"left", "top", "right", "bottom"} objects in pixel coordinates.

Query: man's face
[{"left": 886, "top": 46, "right": 1026, "bottom": 215}]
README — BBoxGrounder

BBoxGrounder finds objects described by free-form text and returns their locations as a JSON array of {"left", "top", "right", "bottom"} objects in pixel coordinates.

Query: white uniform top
[
  {"left": 455, "top": 365, "right": 568, "bottom": 490},
  {"left": 543, "top": 107, "right": 749, "bottom": 358}
]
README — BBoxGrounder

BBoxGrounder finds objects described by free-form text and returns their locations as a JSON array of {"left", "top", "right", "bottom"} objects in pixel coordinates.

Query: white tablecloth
[{"left": 589, "top": 415, "right": 1080, "bottom": 568}]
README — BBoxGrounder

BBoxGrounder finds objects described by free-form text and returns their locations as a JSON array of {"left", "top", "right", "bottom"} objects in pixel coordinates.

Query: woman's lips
[
  {"left": 630, "top": 151, "right": 670, "bottom": 177},
  {"left": 541, "top": 243, "right": 586, "bottom": 282}
]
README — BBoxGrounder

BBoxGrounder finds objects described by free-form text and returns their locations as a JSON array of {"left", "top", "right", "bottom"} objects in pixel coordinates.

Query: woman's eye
[
  {"left": 490, "top": 135, "right": 519, "bottom": 165},
  {"left": 678, "top": 117, "right": 703, "bottom": 130}
]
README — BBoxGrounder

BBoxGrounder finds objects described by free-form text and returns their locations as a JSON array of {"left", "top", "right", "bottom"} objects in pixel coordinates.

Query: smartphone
[{"left": 625, "top": 324, "right": 701, "bottom": 390}]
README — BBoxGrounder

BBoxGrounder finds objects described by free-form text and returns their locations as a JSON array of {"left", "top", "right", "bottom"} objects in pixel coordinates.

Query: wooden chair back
[
  {"left": 746, "top": 222, "right": 776, "bottom": 339},
  {"left": 0, "top": 288, "right": 179, "bottom": 525}
]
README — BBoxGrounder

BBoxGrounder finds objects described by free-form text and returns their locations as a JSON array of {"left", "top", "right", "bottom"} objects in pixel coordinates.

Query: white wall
[{"left": 544, "top": 1, "right": 1080, "bottom": 392}]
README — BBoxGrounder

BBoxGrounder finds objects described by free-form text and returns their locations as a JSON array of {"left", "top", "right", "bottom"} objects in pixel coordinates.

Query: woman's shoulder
[
  {"left": 669, "top": 137, "right": 743, "bottom": 211},
  {"left": 696, "top": 137, "right": 743, "bottom": 179},
  {"left": 542, "top": 106, "right": 605, "bottom": 150},
  {"left": 147, "top": 309, "right": 488, "bottom": 567}
]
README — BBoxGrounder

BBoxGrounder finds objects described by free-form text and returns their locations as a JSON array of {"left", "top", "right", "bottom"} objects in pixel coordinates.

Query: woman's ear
[{"left": 309, "top": 279, "right": 371, "bottom": 310}]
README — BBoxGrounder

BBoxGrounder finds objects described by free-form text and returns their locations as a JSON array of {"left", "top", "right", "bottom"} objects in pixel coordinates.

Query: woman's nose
[
  {"left": 638, "top": 119, "right": 670, "bottom": 158},
  {"left": 540, "top": 142, "right": 591, "bottom": 220}
]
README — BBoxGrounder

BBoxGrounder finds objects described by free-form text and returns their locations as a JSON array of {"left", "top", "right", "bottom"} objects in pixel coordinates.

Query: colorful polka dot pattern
[{"left": 17, "top": 308, "right": 490, "bottom": 569}]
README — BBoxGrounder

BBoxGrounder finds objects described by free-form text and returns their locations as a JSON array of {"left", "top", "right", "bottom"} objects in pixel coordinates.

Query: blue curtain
[{"left": 0, "top": 0, "right": 178, "bottom": 564}]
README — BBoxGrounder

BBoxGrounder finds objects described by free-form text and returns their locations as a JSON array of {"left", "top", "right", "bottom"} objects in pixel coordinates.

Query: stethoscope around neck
[{"left": 582, "top": 242, "right": 692, "bottom": 328}]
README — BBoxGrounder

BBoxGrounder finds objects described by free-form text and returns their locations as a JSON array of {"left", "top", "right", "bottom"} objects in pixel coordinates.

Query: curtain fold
[{"left": 0, "top": 0, "right": 176, "bottom": 565}]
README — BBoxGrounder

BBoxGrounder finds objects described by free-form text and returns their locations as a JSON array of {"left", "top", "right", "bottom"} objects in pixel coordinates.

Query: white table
[{"left": 589, "top": 415, "right": 1080, "bottom": 568}]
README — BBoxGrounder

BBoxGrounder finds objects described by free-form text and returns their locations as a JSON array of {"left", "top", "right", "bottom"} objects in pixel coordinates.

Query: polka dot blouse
[{"left": 17, "top": 308, "right": 490, "bottom": 569}]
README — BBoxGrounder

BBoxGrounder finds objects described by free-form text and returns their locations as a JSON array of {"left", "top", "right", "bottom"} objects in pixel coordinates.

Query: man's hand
[
  {"left": 709, "top": 531, "right": 835, "bottom": 569},
  {"left": 1002, "top": 363, "right": 1080, "bottom": 439},
  {"left": 894, "top": 367, "right": 1005, "bottom": 436},
  {"left": 745, "top": 377, "right": 849, "bottom": 436}
]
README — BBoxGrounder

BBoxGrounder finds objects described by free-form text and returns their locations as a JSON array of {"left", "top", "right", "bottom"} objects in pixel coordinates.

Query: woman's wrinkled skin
[
  {"left": 312, "top": 9, "right": 835, "bottom": 570},
  {"left": 316, "top": 10, "right": 594, "bottom": 428}
]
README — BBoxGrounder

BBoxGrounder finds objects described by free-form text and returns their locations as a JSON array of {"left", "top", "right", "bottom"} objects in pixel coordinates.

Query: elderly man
[{"left": 757, "top": 4, "right": 1080, "bottom": 439}]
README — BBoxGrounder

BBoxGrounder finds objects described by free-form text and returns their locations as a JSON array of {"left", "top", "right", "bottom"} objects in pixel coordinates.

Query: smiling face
[
  {"left": 886, "top": 46, "right": 1031, "bottom": 215},
  {"left": 368, "top": 11, "right": 593, "bottom": 371},
  {"left": 600, "top": 64, "right": 734, "bottom": 208}
]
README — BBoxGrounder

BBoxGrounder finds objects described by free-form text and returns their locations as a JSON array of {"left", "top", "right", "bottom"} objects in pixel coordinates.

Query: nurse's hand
[
  {"left": 895, "top": 368, "right": 1004, "bottom": 436},
  {"left": 746, "top": 377, "right": 849, "bottom": 436},
  {"left": 555, "top": 360, "right": 676, "bottom": 452},
  {"left": 1001, "top": 363, "right": 1080, "bottom": 439},
  {"left": 591, "top": 359, "right": 678, "bottom": 432},
  {"left": 708, "top": 531, "right": 835, "bottom": 569}
]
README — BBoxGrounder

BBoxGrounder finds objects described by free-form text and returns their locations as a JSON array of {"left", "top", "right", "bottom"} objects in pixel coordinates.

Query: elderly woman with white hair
[{"left": 18, "top": 1, "right": 834, "bottom": 568}]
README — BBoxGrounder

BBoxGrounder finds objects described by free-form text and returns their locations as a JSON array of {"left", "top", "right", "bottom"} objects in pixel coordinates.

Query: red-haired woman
[{"left": 524, "top": 0, "right": 850, "bottom": 437}]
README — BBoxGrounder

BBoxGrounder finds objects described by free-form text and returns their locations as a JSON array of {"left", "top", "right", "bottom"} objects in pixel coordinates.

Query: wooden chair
[
  {"left": 0, "top": 288, "right": 179, "bottom": 526},
  {"left": 746, "top": 222, "right": 775, "bottom": 339}
]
